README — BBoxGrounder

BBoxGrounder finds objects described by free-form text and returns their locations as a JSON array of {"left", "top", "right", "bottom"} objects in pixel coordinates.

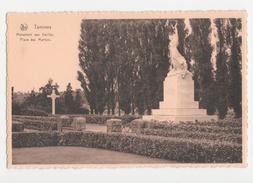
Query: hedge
[
  {"left": 12, "top": 132, "right": 59, "bottom": 147},
  {"left": 12, "top": 131, "right": 242, "bottom": 163},
  {"left": 19, "top": 108, "right": 48, "bottom": 116},
  {"left": 12, "top": 115, "right": 74, "bottom": 131},
  {"left": 130, "top": 120, "right": 242, "bottom": 135},
  {"left": 12, "top": 121, "right": 24, "bottom": 132},
  {"left": 13, "top": 114, "right": 141, "bottom": 125},
  {"left": 12, "top": 118, "right": 58, "bottom": 131},
  {"left": 142, "top": 128, "right": 242, "bottom": 144}
]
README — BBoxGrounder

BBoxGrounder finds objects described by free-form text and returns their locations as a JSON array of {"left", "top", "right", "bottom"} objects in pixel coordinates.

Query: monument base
[{"left": 143, "top": 71, "right": 218, "bottom": 122}]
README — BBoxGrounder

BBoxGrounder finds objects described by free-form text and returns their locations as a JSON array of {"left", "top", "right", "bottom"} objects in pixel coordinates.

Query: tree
[
  {"left": 74, "top": 89, "right": 88, "bottom": 114},
  {"left": 78, "top": 20, "right": 107, "bottom": 114},
  {"left": 190, "top": 19, "right": 216, "bottom": 115},
  {"left": 227, "top": 18, "right": 242, "bottom": 118},
  {"left": 36, "top": 78, "right": 59, "bottom": 113},
  {"left": 64, "top": 83, "right": 74, "bottom": 114},
  {"left": 215, "top": 19, "right": 229, "bottom": 119}
]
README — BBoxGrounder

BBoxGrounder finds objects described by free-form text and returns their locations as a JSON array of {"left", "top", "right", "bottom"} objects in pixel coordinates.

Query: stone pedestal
[
  {"left": 143, "top": 71, "right": 217, "bottom": 122},
  {"left": 72, "top": 117, "right": 86, "bottom": 131},
  {"left": 106, "top": 119, "right": 122, "bottom": 133}
]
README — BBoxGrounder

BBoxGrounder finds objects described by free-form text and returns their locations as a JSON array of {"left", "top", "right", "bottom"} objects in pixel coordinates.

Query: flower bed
[{"left": 12, "top": 131, "right": 242, "bottom": 163}]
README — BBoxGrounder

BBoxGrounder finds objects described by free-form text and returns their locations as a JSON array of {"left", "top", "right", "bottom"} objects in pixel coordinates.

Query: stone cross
[{"left": 47, "top": 89, "right": 60, "bottom": 115}]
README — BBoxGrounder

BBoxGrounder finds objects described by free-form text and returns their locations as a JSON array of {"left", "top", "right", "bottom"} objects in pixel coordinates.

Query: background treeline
[
  {"left": 12, "top": 79, "right": 89, "bottom": 116},
  {"left": 78, "top": 18, "right": 242, "bottom": 119}
]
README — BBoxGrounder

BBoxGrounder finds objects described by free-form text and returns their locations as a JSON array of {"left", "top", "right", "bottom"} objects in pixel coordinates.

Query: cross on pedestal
[{"left": 47, "top": 89, "right": 60, "bottom": 115}]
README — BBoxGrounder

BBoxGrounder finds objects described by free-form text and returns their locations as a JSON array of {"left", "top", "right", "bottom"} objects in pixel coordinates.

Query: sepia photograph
[{"left": 7, "top": 11, "right": 247, "bottom": 167}]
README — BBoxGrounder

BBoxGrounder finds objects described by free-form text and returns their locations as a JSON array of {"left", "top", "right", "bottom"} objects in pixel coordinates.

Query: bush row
[
  {"left": 12, "top": 121, "right": 24, "bottom": 132},
  {"left": 13, "top": 118, "right": 58, "bottom": 131},
  {"left": 12, "top": 131, "right": 242, "bottom": 163},
  {"left": 12, "top": 132, "right": 59, "bottom": 147},
  {"left": 13, "top": 115, "right": 74, "bottom": 129},
  {"left": 174, "top": 118, "right": 242, "bottom": 128},
  {"left": 17, "top": 108, "right": 48, "bottom": 116},
  {"left": 13, "top": 114, "right": 141, "bottom": 125},
  {"left": 130, "top": 120, "right": 242, "bottom": 135},
  {"left": 142, "top": 128, "right": 242, "bottom": 144}
]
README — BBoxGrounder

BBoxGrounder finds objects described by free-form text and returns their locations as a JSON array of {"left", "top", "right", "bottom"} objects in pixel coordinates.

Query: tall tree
[
  {"left": 227, "top": 18, "right": 242, "bottom": 118},
  {"left": 215, "top": 19, "right": 229, "bottom": 119},
  {"left": 78, "top": 20, "right": 107, "bottom": 114},
  {"left": 64, "top": 83, "right": 74, "bottom": 113},
  {"left": 74, "top": 89, "right": 87, "bottom": 114},
  {"left": 190, "top": 19, "right": 216, "bottom": 115}
]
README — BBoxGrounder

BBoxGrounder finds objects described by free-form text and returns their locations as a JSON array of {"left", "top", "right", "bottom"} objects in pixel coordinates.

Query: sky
[
  {"left": 8, "top": 13, "right": 83, "bottom": 92},
  {"left": 7, "top": 13, "right": 230, "bottom": 92}
]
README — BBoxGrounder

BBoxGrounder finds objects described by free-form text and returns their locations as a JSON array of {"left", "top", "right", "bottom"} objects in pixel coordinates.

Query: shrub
[
  {"left": 129, "top": 120, "right": 242, "bottom": 135},
  {"left": 12, "top": 102, "right": 21, "bottom": 115},
  {"left": 142, "top": 128, "right": 242, "bottom": 144},
  {"left": 57, "top": 115, "right": 73, "bottom": 127},
  {"left": 120, "top": 115, "right": 141, "bottom": 125},
  {"left": 129, "top": 119, "right": 149, "bottom": 133},
  {"left": 13, "top": 117, "right": 58, "bottom": 131},
  {"left": 12, "top": 121, "right": 24, "bottom": 132},
  {"left": 12, "top": 131, "right": 242, "bottom": 163},
  {"left": 19, "top": 108, "right": 48, "bottom": 116},
  {"left": 12, "top": 132, "right": 59, "bottom": 147},
  {"left": 12, "top": 115, "right": 74, "bottom": 130}
]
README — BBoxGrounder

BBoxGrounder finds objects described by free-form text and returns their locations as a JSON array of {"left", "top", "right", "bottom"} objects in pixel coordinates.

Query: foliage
[
  {"left": 13, "top": 81, "right": 89, "bottom": 115},
  {"left": 12, "top": 101, "right": 21, "bottom": 115},
  {"left": 12, "top": 132, "right": 59, "bottom": 148},
  {"left": 215, "top": 19, "right": 229, "bottom": 119},
  {"left": 129, "top": 120, "right": 242, "bottom": 134},
  {"left": 64, "top": 83, "right": 75, "bottom": 113},
  {"left": 189, "top": 19, "right": 216, "bottom": 115},
  {"left": 12, "top": 131, "right": 242, "bottom": 163},
  {"left": 19, "top": 108, "right": 48, "bottom": 116},
  {"left": 227, "top": 18, "right": 242, "bottom": 118},
  {"left": 12, "top": 115, "right": 74, "bottom": 131},
  {"left": 12, "top": 122, "right": 24, "bottom": 132},
  {"left": 78, "top": 19, "right": 173, "bottom": 115}
]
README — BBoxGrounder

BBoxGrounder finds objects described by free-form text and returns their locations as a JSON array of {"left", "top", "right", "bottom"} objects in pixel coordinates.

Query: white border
[{"left": 0, "top": 0, "right": 252, "bottom": 183}]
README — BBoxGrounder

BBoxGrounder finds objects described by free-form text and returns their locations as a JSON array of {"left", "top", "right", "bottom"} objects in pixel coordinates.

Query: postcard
[{"left": 7, "top": 11, "right": 247, "bottom": 168}]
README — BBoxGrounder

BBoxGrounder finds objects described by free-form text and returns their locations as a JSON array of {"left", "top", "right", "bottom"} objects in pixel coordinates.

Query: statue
[
  {"left": 142, "top": 22, "right": 217, "bottom": 122},
  {"left": 168, "top": 23, "right": 188, "bottom": 78}
]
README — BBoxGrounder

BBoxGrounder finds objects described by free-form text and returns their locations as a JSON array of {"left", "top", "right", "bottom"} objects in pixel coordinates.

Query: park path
[{"left": 86, "top": 124, "right": 107, "bottom": 132}]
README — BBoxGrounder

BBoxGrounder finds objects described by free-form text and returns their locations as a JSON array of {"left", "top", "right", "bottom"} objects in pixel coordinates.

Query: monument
[
  {"left": 47, "top": 89, "right": 60, "bottom": 115},
  {"left": 143, "top": 24, "right": 217, "bottom": 122}
]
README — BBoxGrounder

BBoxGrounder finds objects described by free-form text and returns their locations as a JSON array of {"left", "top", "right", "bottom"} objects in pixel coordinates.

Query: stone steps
[
  {"left": 159, "top": 101, "right": 199, "bottom": 109},
  {"left": 152, "top": 108, "right": 207, "bottom": 115},
  {"left": 142, "top": 114, "right": 218, "bottom": 122}
]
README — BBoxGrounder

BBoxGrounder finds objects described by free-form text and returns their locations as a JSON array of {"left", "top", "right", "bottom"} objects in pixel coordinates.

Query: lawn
[{"left": 12, "top": 146, "right": 175, "bottom": 164}]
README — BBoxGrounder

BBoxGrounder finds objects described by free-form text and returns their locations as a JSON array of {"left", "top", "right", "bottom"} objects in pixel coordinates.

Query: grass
[{"left": 12, "top": 146, "right": 175, "bottom": 164}]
